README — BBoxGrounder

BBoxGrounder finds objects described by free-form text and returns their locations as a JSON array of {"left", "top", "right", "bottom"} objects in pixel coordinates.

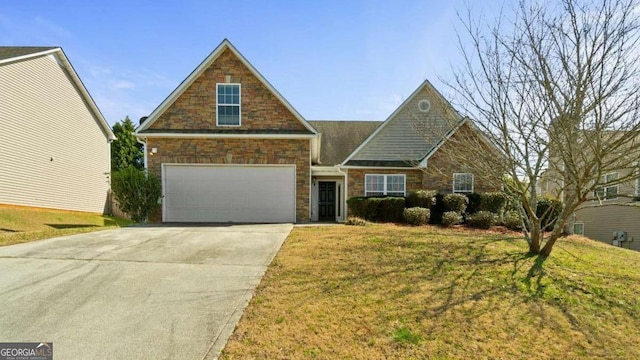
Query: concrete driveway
[{"left": 0, "top": 224, "right": 292, "bottom": 359}]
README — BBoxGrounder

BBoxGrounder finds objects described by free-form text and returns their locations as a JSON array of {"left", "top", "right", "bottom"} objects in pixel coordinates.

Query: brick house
[{"left": 136, "top": 39, "right": 499, "bottom": 223}]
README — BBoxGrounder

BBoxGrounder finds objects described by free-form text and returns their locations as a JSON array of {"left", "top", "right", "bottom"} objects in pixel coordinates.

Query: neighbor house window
[
  {"left": 453, "top": 173, "right": 474, "bottom": 193},
  {"left": 365, "top": 174, "right": 406, "bottom": 196},
  {"left": 573, "top": 222, "right": 584, "bottom": 235},
  {"left": 595, "top": 172, "right": 618, "bottom": 200},
  {"left": 217, "top": 83, "right": 241, "bottom": 126}
]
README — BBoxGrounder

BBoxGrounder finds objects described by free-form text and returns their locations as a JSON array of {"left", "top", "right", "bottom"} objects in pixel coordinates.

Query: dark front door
[{"left": 318, "top": 181, "right": 336, "bottom": 221}]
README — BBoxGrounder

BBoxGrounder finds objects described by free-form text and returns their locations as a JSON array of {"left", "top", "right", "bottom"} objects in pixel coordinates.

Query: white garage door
[{"left": 163, "top": 165, "right": 296, "bottom": 223}]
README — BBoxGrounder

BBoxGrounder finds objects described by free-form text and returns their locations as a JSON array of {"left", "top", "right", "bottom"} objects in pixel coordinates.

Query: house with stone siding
[{"left": 135, "top": 39, "right": 499, "bottom": 223}]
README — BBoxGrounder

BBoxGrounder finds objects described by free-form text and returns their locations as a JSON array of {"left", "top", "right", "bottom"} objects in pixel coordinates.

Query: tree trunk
[
  {"left": 528, "top": 219, "right": 542, "bottom": 254},
  {"left": 540, "top": 232, "right": 561, "bottom": 256}
]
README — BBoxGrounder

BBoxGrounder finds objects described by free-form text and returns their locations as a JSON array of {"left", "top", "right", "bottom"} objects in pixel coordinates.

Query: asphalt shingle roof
[
  {"left": 0, "top": 47, "right": 57, "bottom": 61},
  {"left": 309, "top": 120, "right": 382, "bottom": 165}
]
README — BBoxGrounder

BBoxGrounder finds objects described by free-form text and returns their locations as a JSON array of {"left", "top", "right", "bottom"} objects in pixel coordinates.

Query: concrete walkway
[{"left": 0, "top": 224, "right": 292, "bottom": 359}]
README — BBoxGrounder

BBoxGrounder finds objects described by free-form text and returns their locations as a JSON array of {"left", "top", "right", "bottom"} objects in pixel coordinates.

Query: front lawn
[
  {"left": 0, "top": 205, "right": 133, "bottom": 246},
  {"left": 221, "top": 224, "right": 640, "bottom": 359}
]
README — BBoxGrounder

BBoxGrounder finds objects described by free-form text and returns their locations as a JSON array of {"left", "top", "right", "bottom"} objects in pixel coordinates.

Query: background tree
[
  {"left": 442, "top": 0, "right": 640, "bottom": 256},
  {"left": 111, "top": 116, "right": 143, "bottom": 171}
]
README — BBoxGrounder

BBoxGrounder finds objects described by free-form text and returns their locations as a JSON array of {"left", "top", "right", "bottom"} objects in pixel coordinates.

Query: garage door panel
[{"left": 163, "top": 165, "right": 295, "bottom": 223}]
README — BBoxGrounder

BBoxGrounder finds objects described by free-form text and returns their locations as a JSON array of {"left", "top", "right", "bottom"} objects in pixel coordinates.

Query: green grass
[
  {"left": 0, "top": 205, "right": 133, "bottom": 246},
  {"left": 221, "top": 224, "right": 640, "bottom": 359}
]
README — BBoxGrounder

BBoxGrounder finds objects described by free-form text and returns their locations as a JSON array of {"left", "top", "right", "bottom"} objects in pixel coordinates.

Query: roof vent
[{"left": 418, "top": 99, "right": 431, "bottom": 113}]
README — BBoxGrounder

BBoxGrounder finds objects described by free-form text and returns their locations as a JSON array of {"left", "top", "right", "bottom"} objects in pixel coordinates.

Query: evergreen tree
[{"left": 111, "top": 116, "right": 143, "bottom": 171}]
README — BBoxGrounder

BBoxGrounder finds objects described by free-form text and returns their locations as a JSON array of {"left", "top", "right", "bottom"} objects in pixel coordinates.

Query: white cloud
[
  {"left": 79, "top": 62, "right": 177, "bottom": 126},
  {"left": 0, "top": 14, "right": 73, "bottom": 45},
  {"left": 112, "top": 80, "right": 135, "bottom": 90}
]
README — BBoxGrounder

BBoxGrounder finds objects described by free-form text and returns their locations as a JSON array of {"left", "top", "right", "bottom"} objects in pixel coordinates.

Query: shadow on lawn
[{"left": 46, "top": 224, "right": 98, "bottom": 230}]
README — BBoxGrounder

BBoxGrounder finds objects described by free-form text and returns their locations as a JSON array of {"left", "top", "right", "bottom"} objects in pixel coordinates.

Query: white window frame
[
  {"left": 573, "top": 222, "right": 584, "bottom": 235},
  {"left": 364, "top": 174, "right": 406, "bottom": 197},
  {"left": 595, "top": 172, "right": 618, "bottom": 200},
  {"left": 453, "top": 173, "right": 474, "bottom": 193},
  {"left": 216, "top": 83, "right": 241, "bottom": 126}
]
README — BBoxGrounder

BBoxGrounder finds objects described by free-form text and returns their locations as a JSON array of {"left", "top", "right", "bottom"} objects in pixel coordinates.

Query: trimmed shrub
[
  {"left": 465, "top": 193, "right": 482, "bottom": 214},
  {"left": 403, "top": 207, "right": 430, "bottom": 226},
  {"left": 466, "top": 211, "right": 498, "bottom": 229},
  {"left": 443, "top": 193, "right": 468, "bottom": 213},
  {"left": 441, "top": 211, "right": 463, "bottom": 227},
  {"left": 111, "top": 167, "right": 162, "bottom": 223},
  {"left": 480, "top": 192, "right": 508, "bottom": 213},
  {"left": 503, "top": 210, "right": 523, "bottom": 231},
  {"left": 346, "top": 197, "right": 368, "bottom": 219},
  {"left": 346, "top": 196, "right": 405, "bottom": 222},
  {"left": 345, "top": 217, "right": 368, "bottom": 226},
  {"left": 536, "top": 198, "right": 564, "bottom": 230},
  {"left": 377, "top": 197, "right": 406, "bottom": 222},
  {"left": 405, "top": 190, "right": 437, "bottom": 209}
]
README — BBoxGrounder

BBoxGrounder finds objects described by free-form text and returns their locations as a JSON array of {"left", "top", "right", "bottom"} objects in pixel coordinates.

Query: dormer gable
[{"left": 343, "top": 80, "right": 462, "bottom": 167}]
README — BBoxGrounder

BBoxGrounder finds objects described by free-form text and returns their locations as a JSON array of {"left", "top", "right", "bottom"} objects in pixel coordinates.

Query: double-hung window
[
  {"left": 453, "top": 173, "right": 474, "bottom": 193},
  {"left": 365, "top": 174, "right": 406, "bottom": 196},
  {"left": 595, "top": 172, "right": 618, "bottom": 200},
  {"left": 217, "top": 83, "right": 241, "bottom": 126}
]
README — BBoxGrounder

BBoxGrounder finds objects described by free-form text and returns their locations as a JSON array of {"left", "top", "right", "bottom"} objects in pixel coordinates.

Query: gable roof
[
  {"left": 0, "top": 47, "right": 57, "bottom": 62},
  {"left": 136, "top": 39, "right": 316, "bottom": 135},
  {"left": 342, "top": 79, "right": 462, "bottom": 167},
  {"left": 308, "top": 120, "right": 382, "bottom": 165},
  {"left": 0, "top": 46, "right": 115, "bottom": 141}
]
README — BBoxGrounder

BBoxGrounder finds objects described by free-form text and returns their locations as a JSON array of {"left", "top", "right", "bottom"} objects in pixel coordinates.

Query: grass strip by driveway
[
  {"left": 221, "top": 224, "right": 640, "bottom": 359},
  {"left": 0, "top": 205, "right": 133, "bottom": 246}
]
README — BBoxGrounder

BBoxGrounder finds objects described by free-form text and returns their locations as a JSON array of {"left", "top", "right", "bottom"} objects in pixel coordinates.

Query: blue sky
[{"left": 0, "top": 0, "right": 500, "bottom": 126}]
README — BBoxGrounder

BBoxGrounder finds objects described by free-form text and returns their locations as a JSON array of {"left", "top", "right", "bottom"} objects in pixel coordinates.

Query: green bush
[
  {"left": 111, "top": 167, "right": 162, "bottom": 223},
  {"left": 405, "top": 190, "right": 437, "bottom": 209},
  {"left": 347, "top": 197, "right": 405, "bottom": 222},
  {"left": 466, "top": 211, "right": 498, "bottom": 229},
  {"left": 403, "top": 207, "right": 431, "bottom": 226},
  {"left": 441, "top": 211, "right": 463, "bottom": 227},
  {"left": 536, "top": 198, "right": 564, "bottom": 230},
  {"left": 346, "top": 197, "right": 368, "bottom": 219},
  {"left": 480, "top": 192, "right": 508, "bottom": 213},
  {"left": 443, "top": 193, "right": 468, "bottom": 213},
  {"left": 503, "top": 210, "right": 523, "bottom": 231},
  {"left": 377, "top": 197, "right": 406, "bottom": 222}
]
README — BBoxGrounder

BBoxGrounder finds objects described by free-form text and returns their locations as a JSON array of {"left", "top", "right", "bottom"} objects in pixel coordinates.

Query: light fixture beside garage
[{"left": 150, "top": 147, "right": 158, "bottom": 155}]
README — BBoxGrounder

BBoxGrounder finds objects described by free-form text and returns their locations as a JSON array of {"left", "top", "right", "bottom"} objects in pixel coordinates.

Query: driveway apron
[{"left": 0, "top": 224, "right": 292, "bottom": 359}]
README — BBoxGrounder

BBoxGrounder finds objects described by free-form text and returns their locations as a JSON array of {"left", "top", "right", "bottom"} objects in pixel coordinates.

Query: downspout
[
  {"left": 337, "top": 165, "right": 348, "bottom": 221},
  {"left": 136, "top": 137, "right": 147, "bottom": 170}
]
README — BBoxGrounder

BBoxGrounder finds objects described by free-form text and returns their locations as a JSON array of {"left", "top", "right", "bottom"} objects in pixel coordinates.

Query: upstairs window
[
  {"left": 217, "top": 83, "right": 241, "bottom": 126},
  {"left": 595, "top": 172, "right": 618, "bottom": 200},
  {"left": 453, "top": 173, "right": 474, "bottom": 193},
  {"left": 365, "top": 174, "right": 406, "bottom": 196}
]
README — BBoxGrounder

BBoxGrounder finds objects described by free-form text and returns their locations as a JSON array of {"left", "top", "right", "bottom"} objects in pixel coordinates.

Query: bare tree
[{"left": 443, "top": 0, "right": 640, "bottom": 256}]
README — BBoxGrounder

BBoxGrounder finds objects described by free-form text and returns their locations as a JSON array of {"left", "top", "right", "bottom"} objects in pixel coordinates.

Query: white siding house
[{"left": 0, "top": 47, "right": 115, "bottom": 213}]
